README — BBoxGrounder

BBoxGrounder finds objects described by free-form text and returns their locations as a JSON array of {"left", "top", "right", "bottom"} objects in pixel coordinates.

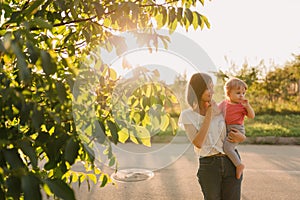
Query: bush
[{"left": 245, "top": 114, "right": 300, "bottom": 137}]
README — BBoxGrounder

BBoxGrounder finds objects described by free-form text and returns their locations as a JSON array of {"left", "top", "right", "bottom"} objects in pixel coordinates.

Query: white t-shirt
[{"left": 178, "top": 108, "right": 226, "bottom": 157}]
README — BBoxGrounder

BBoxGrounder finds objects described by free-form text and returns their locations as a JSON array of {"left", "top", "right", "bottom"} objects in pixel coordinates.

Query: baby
[{"left": 219, "top": 78, "right": 255, "bottom": 179}]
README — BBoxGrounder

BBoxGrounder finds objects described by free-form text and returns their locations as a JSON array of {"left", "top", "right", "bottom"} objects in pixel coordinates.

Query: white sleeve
[
  {"left": 178, "top": 109, "right": 202, "bottom": 130},
  {"left": 178, "top": 109, "right": 193, "bottom": 129}
]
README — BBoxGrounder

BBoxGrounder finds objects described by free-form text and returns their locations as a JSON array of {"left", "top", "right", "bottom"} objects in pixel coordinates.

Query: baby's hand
[{"left": 241, "top": 99, "right": 250, "bottom": 107}]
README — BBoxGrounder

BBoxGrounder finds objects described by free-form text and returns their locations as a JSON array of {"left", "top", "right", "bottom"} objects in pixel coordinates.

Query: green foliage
[
  {"left": 111, "top": 67, "right": 180, "bottom": 146},
  {"left": 0, "top": 0, "right": 210, "bottom": 198}
]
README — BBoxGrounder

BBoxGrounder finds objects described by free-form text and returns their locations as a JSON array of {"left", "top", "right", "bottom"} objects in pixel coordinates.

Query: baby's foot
[{"left": 236, "top": 164, "right": 245, "bottom": 179}]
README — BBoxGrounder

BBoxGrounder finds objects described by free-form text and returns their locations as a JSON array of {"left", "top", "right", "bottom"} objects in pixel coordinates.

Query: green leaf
[
  {"left": 192, "top": 12, "right": 198, "bottom": 30},
  {"left": 100, "top": 174, "right": 108, "bottom": 187},
  {"left": 3, "top": 149, "right": 25, "bottom": 169},
  {"left": 177, "top": 7, "right": 183, "bottom": 21},
  {"left": 184, "top": 8, "right": 193, "bottom": 24},
  {"left": 109, "top": 68, "right": 117, "bottom": 80},
  {"left": 161, "top": 6, "right": 167, "bottom": 26},
  {"left": 133, "top": 112, "right": 141, "bottom": 123},
  {"left": 82, "top": 144, "right": 95, "bottom": 163},
  {"left": 155, "top": 13, "right": 164, "bottom": 29},
  {"left": 84, "top": 124, "right": 93, "bottom": 136},
  {"left": 55, "top": 81, "right": 67, "bottom": 103},
  {"left": 94, "top": 120, "right": 106, "bottom": 144},
  {"left": 32, "top": 105, "right": 43, "bottom": 130},
  {"left": 29, "top": 17, "right": 53, "bottom": 30},
  {"left": 87, "top": 174, "right": 97, "bottom": 184},
  {"left": 136, "top": 126, "right": 151, "bottom": 147},
  {"left": 64, "top": 138, "right": 80, "bottom": 165},
  {"left": 201, "top": 14, "right": 210, "bottom": 29},
  {"left": 5, "top": 11, "right": 22, "bottom": 24},
  {"left": 107, "top": 120, "right": 118, "bottom": 144},
  {"left": 46, "top": 12, "right": 54, "bottom": 23},
  {"left": 18, "top": 140, "right": 38, "bottom": 168},
  {"left": 11, "top": 42, "right": 31, "bottom": 84},
  {"left": 145, "top": 85, "right": 152, "bottom": 97},
  {"left": 26, "top": 42, "right": 39, "bottom": 64},
  {"left": 168, "top": 7, "right": 176, "bottom": 24},
  {"left": 0, "top": 187, "right": 5, "bottom": 200},
  {"left": 41, "top": 50, "right": 57, "bottom": 75},
  {"left": 42, "top": 182, "right": 52, "bottom": 196},
  {"left": 160, "top": 115, "right": 170, "bottom": 131},
  {"left": 94, "top": 3, "right": 104, "bottom": 19},
  {"left": 22, "top": 0, "right": 44, "bottom": 17},
  {"left": 118, "top": 128, "right": 129, "bottom": 143},
  {"left": 150, "top": 115, "right": 160, "bottom": 132},
  {"left": 141, "top": 96, "right": 150, "bottom": 109},
  {"left": 69, "top": 4, "right": 78, "bottom": 19},
  {"left": 196, "top": 13, "right": 203, "bottom": 29},
  {"left": 129, "top": 132, "right": 139, "bottom": 144},
  {"left": 64, "top": 31, "right": 75, "bottom": 44},
  {"left": 170, "top": 117, "right": 178, "bottom": 134},
  {"left": 21, "top": 174, "right": 41, "bottom": 200},
  {"left": 7, "top": 176, "right": 21, "bottom": 199},
  {"left": 1, "top": 3, "right": 12, "bottom": 18},
  {"left": 169, "top": 19, "right": 177, "bottom": 34},
  {"left": 82, "top": 29, "right": 91, "bottom": 43},
  {"left": 108, "top": 156, "right": 115, "bottom": 166},
  {"left": 44, "top": 179, "right": 75, "bottom": 200}
]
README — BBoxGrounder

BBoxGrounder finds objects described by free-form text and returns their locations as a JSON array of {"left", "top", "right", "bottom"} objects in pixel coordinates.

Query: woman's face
[{"left": 201, "top": 82, "right": 214, "bottom": 102}]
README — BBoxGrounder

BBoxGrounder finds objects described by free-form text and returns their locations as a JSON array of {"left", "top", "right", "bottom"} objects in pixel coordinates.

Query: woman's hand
[
  {"left": 227, "top": 128, "right": 246, "bottom": 143},
  {"left": 209, "top": 100, "right": 221, "bottom": 116}
]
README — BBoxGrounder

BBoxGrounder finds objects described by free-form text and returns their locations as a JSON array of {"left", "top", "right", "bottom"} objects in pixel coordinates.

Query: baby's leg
[
  {"left": 224, "top": 139, "right": 244, "bottom": 179},
  {"left": 225, "top": 124, "right": 245, "bottom": 179},
  {"left": 223, "top": 139, "right": 241, "bottom": 167}
]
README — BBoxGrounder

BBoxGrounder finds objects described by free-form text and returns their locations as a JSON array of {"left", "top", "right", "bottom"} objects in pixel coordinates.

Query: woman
[{"left": 179, "top": 73, "right": 246, "bottom": 200}]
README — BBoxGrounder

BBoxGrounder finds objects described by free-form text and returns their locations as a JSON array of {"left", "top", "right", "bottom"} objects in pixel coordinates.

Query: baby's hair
[{"left": 224, "top": 78, "right": 248, "bottom": 98}]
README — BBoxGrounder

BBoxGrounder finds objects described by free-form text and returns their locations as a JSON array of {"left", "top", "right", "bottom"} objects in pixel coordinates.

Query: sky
[
  {"left": 181, "top": 0, "right": 300, "bottom": 72},
  {"left": 108, "top": 0, "right": 300, "bottom": 84}
]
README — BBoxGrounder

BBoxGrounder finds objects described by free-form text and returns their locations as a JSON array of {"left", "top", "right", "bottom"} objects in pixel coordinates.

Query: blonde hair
[{"left": 224, "top": 78, "right": 248, "bottom": 98}]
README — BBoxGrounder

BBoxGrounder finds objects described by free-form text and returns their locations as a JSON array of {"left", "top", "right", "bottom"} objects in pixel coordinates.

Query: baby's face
[{"left": 228, "top": 87, "right": 246, "bottom": 104}]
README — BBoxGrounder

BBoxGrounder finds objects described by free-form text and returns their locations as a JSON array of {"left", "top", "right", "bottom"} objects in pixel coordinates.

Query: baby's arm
[{"left": 242, "top": 99, "right": 255, "bottom": 119}]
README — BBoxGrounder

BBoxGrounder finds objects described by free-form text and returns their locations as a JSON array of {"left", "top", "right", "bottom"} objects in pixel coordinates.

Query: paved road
[{"left": 74, "top": 144, "right": 300, "bottom": 200}]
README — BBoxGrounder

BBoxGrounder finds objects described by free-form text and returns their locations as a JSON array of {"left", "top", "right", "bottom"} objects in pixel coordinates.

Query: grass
[{"left": 244, "top": 114, "right": 300, "bottom": 137}]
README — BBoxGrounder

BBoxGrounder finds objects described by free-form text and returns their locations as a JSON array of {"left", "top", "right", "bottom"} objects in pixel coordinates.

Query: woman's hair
[
  {"left": 187, "top": 73, "right": 212, "bottom": 108},
  {"left": 224, "top": 77, "right": 248, "bottom": 98}
]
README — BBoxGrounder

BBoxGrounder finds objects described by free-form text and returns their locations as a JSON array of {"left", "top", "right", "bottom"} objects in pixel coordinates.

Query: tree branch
[
  {"left": 139, "top": 0, "right": 179, "bottom": 8},
  {"left": 52, "top": 16, "right": 97, "bottom": 28}
]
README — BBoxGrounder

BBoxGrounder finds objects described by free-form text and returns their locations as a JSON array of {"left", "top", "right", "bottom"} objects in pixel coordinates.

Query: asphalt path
[{"left": 73, "top": 144, "right": 300, "bottom": 200}]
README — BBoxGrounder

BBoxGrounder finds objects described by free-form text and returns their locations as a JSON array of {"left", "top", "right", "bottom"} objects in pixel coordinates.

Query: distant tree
[
  {"left": 0, "top": 0, "right": 210, "bottom": 199},
  {"left": 263, "top": 55, "right": 300, "bottom": 101}
]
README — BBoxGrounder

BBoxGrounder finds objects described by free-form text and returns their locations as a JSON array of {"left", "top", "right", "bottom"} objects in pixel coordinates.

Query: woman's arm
[
  {"left": 184, "top": 107, "right": 213, "bottom": 148},
  {"left": 227, "top": 128, "right": 246, "bottom": 143}
]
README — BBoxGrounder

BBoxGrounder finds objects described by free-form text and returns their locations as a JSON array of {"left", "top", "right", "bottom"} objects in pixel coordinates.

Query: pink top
[{"left": 218, "top": 100, "right": 248, "bottom": 125}]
